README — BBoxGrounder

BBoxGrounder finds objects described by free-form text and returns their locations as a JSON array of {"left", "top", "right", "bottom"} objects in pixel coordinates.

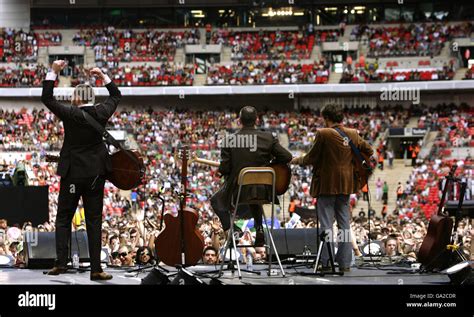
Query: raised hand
[
  {"left": 89, "top": 67, "right": 105, "bottom": 79},
  {"left": 52, "top": 60, "right": 67, "bottom": 74}
]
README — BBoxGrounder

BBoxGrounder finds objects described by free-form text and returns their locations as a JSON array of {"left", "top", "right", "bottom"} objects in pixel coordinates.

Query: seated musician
[{"left": 211, "top": 106, "right": 292, "bottom": 247}]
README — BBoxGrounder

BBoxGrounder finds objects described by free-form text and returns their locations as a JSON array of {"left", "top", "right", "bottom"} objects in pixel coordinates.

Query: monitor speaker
[
  {"left": 265, "top": 228, "right": 319, "bottom": 257},
  {"left": 24, "top": 231, "right": 90, "bottom": 269}
]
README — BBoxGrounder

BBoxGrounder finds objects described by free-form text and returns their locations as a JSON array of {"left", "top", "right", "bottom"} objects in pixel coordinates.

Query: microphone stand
[{"left": 127, "top": 187, "right": 171, "bottom": 276}]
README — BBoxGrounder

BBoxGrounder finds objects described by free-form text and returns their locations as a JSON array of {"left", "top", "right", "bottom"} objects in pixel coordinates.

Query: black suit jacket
[
  {"left": 211, "top": 127, "right": 292, "bottom": 229},
  {"left": 41, "top": 80, "right": 121, "bottom": 178}
]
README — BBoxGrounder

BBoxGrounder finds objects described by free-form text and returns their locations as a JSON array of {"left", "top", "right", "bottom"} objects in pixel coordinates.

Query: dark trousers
[
  {"left": 249, "top": 204, "right": 263, "bottom": 229},
  {"left": 363, "top": 192, "right": 369, "bottom": 201},
  {"left": 232, "top": 203, "right": 264, "bottom": 229},
  {"left": 55, "top": 176, "right": 105, "bottom": 273}
]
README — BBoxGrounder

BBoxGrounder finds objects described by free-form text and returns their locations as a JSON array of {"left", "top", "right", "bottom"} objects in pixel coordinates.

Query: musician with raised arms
[
  {"left": 41, "top": 60, "right": 121, "bottom": 280},
  {"left": 211, "top": 106, "right": 292, "bottom": 247},
  {"left": 290, "top": 104, "right": 373, "bottom": 272}
]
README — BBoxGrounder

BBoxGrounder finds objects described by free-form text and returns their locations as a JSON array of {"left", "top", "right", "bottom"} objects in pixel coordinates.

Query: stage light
[{"left": 442, "top": 261, "right": 473, "bottom": 285}]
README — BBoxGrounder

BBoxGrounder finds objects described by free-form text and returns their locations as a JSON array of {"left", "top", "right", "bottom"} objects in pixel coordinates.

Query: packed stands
[
  {"left": 208, "top": 29, "right": 329, "bottom": 60},
  {"left": 71, "top": 63, "right": 194, "bottom": 86},
  {"left": 0, "top": 64, "right": 48, "bottom": 87},
  {"left": 340, "top": 62, "right": 455, "bottom": 83},
  {"left": 72, "top": 27, "right": 200, "bottom": 63},
  {"left": 0, "top": 104, "right": 472, "bottom": 265},
  {"left": 0, "top": 28, "right": 62, "bottom": 63},
  {"left": 351, "top": 22, "right": 473, "bottom": 58},
  {"left": 206, "top": 60, "right": 329, "bottom": 85}
]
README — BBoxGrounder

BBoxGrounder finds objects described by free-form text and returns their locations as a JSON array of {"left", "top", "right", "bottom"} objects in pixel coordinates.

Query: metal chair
[{"left": 218, "top": 167, "right": 286, "bottom": 279}]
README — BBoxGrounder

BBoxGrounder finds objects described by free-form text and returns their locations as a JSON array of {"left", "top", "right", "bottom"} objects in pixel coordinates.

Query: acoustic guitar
[
  {"left": 45, "top": 151, "right": 145, "bottom": 191},
  {"left": 354, "top": 151, "right": 376, "bottom": 190},
  {"left": 154, "top": 146, "right": 204, "bottom": 266},
  {"left": 417, "top": 165, "right": 457, "bottom": 270},
  {"left": 190, "top": 155, "right": 291, "bottom": 195}
]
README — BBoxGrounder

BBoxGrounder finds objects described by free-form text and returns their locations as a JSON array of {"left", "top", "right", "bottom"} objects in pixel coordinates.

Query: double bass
[
  {"left": 417, "top": 164, "right": 457, "bottom": 270},
  {"left": 154, "top": 146, "right": 204, "bottom": 266}
]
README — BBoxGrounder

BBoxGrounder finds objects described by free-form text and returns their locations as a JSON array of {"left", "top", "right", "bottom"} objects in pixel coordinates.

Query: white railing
[{"left": 1, "top": 80, "right": 474, "bottom": 97}]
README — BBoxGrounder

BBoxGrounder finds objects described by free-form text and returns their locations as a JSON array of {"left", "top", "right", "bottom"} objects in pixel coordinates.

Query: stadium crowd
[
  {"left": 208, "top": 28, "right": 326, "bottom": 60},
  {"left": 0, "top": 64, "right": 48, "bottom": 87},
  {"left": 341, "top": 62, "right": 455, "bottom": 83},
  {"left": 206, "top": 60, "right": 330, "bottom": 85},
  {"left": 350, "top": 22, "right": 473, "bottom": 58},
  {"left": 72, "top": 27, "right": 200, "bottom": 63},
  {"left": 0, "top": 28, "right": 62, "bottom": 63},
  {"left": 71, "top": 63, "right": 194, "bottom": 87},
  {"left": 0, "top": 104, "right": 472, "bottom": 267}
]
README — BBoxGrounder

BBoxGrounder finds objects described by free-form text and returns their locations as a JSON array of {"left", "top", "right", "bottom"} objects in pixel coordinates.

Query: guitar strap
[
  {"left": 80, "top": 109, "right": 141, "bottom": 165},
  {"left": 333, "top": 127, "right": 369, "bottom": 169}
]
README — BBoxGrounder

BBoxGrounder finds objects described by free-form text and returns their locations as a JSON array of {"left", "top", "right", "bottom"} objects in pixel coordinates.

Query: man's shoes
[
  {"left": 46, "top": 266, "right": 68, "bottom": 275},
  {"left": 254, "top": 228, "right": 265, "bottom": 247},
  {"left": 319, "top": 266, "right": 350, "bottom": 273},
  {"left": 90, "top": 272, "right": 113, "bottom": 281},
  {"left": 320, "top": 266, "right": 333, "bottom": 273}
]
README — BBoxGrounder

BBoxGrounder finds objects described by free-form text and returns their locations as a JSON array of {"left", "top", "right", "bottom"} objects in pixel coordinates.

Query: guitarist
[
  {"left": 41, "top": 60, "right": 121, "bottom": 280},
  {"left": 290, "top": 104, "right": 373, "bottom": 272},
  {"left": 212, "top": 106, "right": 292, "bottom": 247}
]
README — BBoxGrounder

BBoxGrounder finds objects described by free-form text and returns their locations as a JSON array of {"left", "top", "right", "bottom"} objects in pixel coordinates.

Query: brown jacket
[{"left": 294, "top": 123, "right": 373, "bottom": 197}]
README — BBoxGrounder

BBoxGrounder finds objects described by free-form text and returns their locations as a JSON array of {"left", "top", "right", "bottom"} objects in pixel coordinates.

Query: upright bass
[{"left": 154, "top": 146, "right": 204, "bottom": 266}]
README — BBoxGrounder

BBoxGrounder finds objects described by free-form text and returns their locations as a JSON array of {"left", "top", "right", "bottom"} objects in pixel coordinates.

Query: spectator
[
  {"left": 136, "top": 246, "right": 155, "bottom": 265},
  {"left": 384, "top": 237, "right": 400, "bottom": 256},
  {"left": 375, "top": 178, "right": 383, "bottom": 201},
  {"left": 382, "top": 181, "right": 389, "bottom": 205},
  {"left": 396, "top": 182, "right": 404, "bottom": 201},
  {"left": 202, "top": 246, "right": 218, "bottom": 265}
]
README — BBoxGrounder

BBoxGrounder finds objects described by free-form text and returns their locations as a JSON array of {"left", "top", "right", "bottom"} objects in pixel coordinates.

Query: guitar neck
[{"left": 192, "top": 157, "right": 220, "bottom": 168}]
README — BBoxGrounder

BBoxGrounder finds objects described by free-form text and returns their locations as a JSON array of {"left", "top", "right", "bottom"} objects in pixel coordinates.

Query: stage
[{"left": 0, "top": 264, "right": 451, "bottom": 285}]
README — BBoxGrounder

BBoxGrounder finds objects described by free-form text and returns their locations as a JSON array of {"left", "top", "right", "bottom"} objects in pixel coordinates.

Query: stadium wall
[{"left": 0, "top": 0, "right": 30, "bottom": 29}]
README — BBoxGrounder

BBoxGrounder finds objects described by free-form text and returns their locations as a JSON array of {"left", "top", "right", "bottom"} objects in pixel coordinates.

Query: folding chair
[{"left": 218, "top": 167, "right": 286, "bottom": 279}]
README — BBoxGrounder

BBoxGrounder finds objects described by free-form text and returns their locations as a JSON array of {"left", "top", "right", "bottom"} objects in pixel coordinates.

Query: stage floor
[{"left": 0, "top": 264, "right": 450, "bottom": 285}]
